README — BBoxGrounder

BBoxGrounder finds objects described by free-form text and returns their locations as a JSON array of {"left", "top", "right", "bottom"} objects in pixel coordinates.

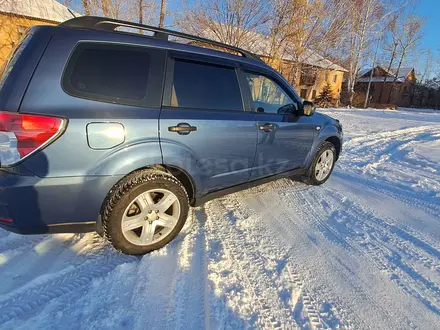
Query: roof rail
[{"left": 60, "top": 16, "right": 262, "bottom": 62}]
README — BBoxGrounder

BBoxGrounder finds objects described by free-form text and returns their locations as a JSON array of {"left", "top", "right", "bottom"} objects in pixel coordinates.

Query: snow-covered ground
[{"left": 1, "top": 108, "right": 440, "bottom": 329}]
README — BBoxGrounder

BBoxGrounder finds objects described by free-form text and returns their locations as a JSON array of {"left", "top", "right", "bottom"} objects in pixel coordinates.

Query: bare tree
[
  {"left": 345, "top": 0, "right": 385, "bottom": 106},
  {"left": 267, "top": 0, "right": 349, "bottom": 94},
  {"left": 139, "top": 0, "right": 144, "bottom": 24},
  {"left": 159, "top": 0, "right": 166, "bottom": 28},
  {"left": 266, "top": 0, "right": 325, "bottom": 75},
  {"left": 378, "top": 14, "right": 399, "bottom": 103},
  {"left": 386, "top": 14, "right": 424, "bottom": 103},
  {"left": 82, "top": 0, "right": 91, "bottom": 15},
  {"left": 176, "top": 0, "right": 270, "bottom": 48},
  {"left": 72, "top": 0, "right": 157, "bottom": 23},
  {"left": 101, "top": 0, "right": 110, "bottom": 17},
  {"left": 343, "top": 0, "right": 412, "bottom": 106},
  {"left": 419, "top": 49, "right": 434, "bottom": 84}
]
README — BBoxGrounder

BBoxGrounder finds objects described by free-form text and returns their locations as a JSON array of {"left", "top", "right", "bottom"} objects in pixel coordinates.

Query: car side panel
[
  {"left": 11, "top": 27, "right": 168, "bottom": 228},
  {"left": 19, "top": 28, "right": 165, "bottom": 178},
  {"left": 304, "top": 123, "right": 343, "bottom": 169},
  {"left": 0, "top": 170, "right": 123, "bottom": 231},
  {"left": 160, "top": 109, "right": 257, "bottom": 196},
  {"left": 249, "top": 113, "right": 317, "bottom": 180}
]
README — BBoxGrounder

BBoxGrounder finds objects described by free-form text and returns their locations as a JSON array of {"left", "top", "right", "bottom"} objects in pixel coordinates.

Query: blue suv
[{"left": 0, "top": 17, "right": 343, "bottom": 255}]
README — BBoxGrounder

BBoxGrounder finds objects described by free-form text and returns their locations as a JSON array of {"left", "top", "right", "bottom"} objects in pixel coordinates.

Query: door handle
[
  {"left": 168, "top": 123, "right": 197, "bottom": 135},
  {"left": 259, "top": 123, "right": 275, "bottom": 132}
]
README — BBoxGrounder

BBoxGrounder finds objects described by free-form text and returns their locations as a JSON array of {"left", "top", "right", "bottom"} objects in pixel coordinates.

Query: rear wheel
[
  {"left": 102, "top": 170, "right": 189, "bottom": 255},
  {"left": 303, "top": 142, "right": 336, "bottom": 185}
]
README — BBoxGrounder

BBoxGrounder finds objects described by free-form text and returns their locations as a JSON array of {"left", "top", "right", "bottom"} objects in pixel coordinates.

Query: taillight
[{"left": 0, "top": 112, "right": 66, "bottom": 167}]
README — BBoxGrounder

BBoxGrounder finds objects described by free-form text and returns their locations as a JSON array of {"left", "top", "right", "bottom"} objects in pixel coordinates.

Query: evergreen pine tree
[{"left": 315, "top": 83, "right": 337, "bottom": 108}]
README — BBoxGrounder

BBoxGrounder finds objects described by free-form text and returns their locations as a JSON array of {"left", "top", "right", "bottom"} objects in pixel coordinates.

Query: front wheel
[
  {"left": 303, "top": 142, "right": 336, "bottom": 185},
  {"left": 102, "top": 170, "right": 189, "bottom": 255}
]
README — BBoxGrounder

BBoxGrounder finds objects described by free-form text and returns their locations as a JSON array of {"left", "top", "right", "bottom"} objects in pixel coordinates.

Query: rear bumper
[{"left": 0, "top": 170, "right": 122, "bottom": 234}]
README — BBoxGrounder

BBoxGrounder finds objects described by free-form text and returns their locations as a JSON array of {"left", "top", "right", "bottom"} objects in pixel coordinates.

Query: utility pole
[
  {"left": 159, "top": 0, "right": 166, "bottom": 28},
  {"left": 364, "top": 38, "right": 380, "bottom": 109}
]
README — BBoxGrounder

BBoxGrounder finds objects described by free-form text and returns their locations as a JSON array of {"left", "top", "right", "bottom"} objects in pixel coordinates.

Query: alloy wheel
[
  {"left": 121, "top": 188, "right": 181, "bottom": 246},
  {"left": 315, "top": 150, "right": 334, "bottom": 181}
]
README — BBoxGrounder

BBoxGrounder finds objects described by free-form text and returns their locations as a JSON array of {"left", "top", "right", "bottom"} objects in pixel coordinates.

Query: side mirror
[
  {"left": 301, "top": 101, "right": 316, "bottom": 116},
  {"left": 277, "top": 103, "right": 296, "bottom": 114}
]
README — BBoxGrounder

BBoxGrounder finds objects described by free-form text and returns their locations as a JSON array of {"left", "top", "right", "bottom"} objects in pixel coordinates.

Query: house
[
  {"left": 273, "top": 48, "right": 347, "bottom": 103},
  {"left": 411, "top": 79, "right": 440, "bottom": 109},
  {"left": 0, "top": 0, "right": 76, "bottom": 71},
  {"left": 355, "top": 66, "right": 416, "bottom": 106},
  {"left": 199, "top": 28, "right": 348, "bottom": 103}
]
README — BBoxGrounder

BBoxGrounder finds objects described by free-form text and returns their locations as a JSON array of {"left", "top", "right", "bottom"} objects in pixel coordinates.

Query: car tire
[
  {"left": 302, "top": 141, "right": 337, "bottom": 186},
  {"left": 102, "top": 169, "right": 189, "bottom": 255}
]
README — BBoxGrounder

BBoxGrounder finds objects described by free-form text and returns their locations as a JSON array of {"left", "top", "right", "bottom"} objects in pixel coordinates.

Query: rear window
[
  {"left": 0, "top": 33, "right": 32, "bottom": 91},
  {"left": 63, "top": 43, "right": 163, "bottom": 106},
  {"left": 170, "top": 59, "right": 243, "bottom": 111}
]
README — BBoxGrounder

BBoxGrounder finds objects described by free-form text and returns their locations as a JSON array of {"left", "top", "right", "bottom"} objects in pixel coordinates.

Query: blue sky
[
  {"left": 64, "top": 0, "right": 439, "bottom": 76},
  {"left": 414, "top": 0, "right": 439, "bottom": 53}
]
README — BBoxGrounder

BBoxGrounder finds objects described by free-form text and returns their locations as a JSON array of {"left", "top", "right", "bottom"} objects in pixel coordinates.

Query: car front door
[
  {"left": 159, "top": 53, "right": 258, "bottom": 196},
  {"left": 240, "top": 68, "right": 317, "bottom": 181}
]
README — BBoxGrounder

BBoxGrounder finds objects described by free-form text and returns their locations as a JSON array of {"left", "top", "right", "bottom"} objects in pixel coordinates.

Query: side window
[
  {"left": 171, "top": 59, "right": 243, "bottom": 111},
  {"left": 0, "top": 32, "right": 32, "bottom": 90},
  {"left": 244, "top": 72, "right": 297, "bottom": 114},
  {"left": 63, "top": 43, "right": 163, "bottom": 106}
]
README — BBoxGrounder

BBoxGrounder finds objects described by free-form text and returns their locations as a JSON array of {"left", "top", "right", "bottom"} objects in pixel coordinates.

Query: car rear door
[
  {"left": 239, "top": 66, "right": 317, "bottom": 180},
  {"left": 159, "top": 52, "right": 258, "bottom": 196}
]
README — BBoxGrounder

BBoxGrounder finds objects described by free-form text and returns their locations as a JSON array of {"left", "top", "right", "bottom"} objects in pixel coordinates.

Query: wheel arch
[
  {"left": 99, "top": 164, "right": 196, "bottom": 214},
  {"left": 325, "top": 136, "right": 341, "bottom": 160}
]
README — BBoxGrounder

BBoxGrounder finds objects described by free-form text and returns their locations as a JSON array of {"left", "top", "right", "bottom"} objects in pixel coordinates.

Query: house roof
[
  {"left": 0, "top": 0, "right": 77, "bottom": 23},
  {"left": 358, "top": 66, "right": 414, "bottom": 80},
  {"left": 199, "top": 26, "right": 348, "bottom": 72},
  {"left": 357, "top": 77, "right": 405, "bottom": 83},
  {"left": 425, "top": 79, "right": 440, "bottom": 90},
  {"left": 358, "top": 68, "right": 371, "bottom": 77},
  {"left": 247, "top": 33, "right": 348, "bottom": 72},
  {"left": 398, "top": 67, "right": 414, "bottom": 78}
]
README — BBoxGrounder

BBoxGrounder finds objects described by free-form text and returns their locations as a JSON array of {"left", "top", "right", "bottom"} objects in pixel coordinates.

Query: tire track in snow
[
  {"left": 243, "top": 191, "right": 364, "bottom": 329},
  {"left": 205, "top": 199, "right": 299, "bottom": 329},
  {"left": 127, "top": 210, "right": 208, "bottom": 330},
  {"left": 342, "top": 125, "right": 440, "bottom": 177},
  {"left": 219, "top": 196, "right": 331, "bottom": 330},
  {"left": 297, "top": 186, "right": 440, "bottom": 316},
  {"left": 319, "top": 177, "right": 440, "bottom": 272},
  {"left": 334, "top": 171, "right": 440, "bottom": 224},
  {"left": 0, "top": 234, "right": 46, "bottom": 254},
  {"left": 285, "top": 264, "right": 328, "bottom": 329},
  {"left": 344, "top": 125, "right": 440, "bottom": 149},
  {"left": 0, "top": 243, "right": 135, "bottom": 324},
  {"left": 165, "top": 208, "right": 209, "bottom": 330},
  {"left": 243, "top": 184, "right": 434, "bottom": 329}
]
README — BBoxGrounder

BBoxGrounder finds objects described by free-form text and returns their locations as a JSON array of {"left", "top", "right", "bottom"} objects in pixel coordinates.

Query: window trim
[
  {"left": 238, "top": 65, "right": 301, "bottom": 116},
  {"left": 162, "top": 51, "right": 246, "bottom": 112},
  {"left": 61, "top": 41, "right": 165, "bottom": 107}
]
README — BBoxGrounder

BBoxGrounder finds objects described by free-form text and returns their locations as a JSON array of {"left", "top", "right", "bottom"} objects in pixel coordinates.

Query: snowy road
[{"left": 1, "top": 108, "right": 440, "bottom": 329}]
